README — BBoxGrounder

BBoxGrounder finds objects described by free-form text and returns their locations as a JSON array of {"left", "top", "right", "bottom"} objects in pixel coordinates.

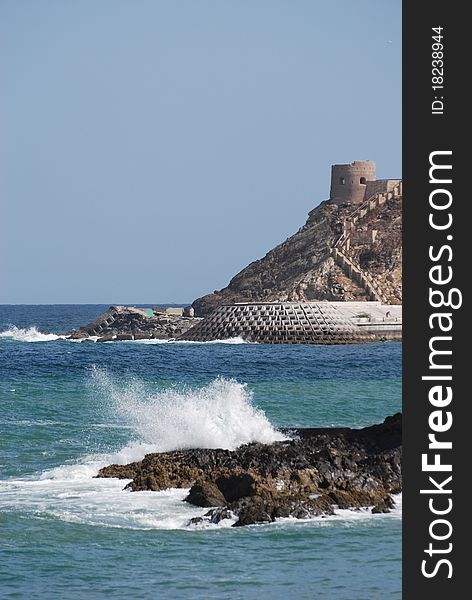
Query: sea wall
[
  {"left": 180, "top": 301, "right": 402, "bottom": 344},
  {"left": 179, "top": 302, "right": 377, "bottom": 344}
]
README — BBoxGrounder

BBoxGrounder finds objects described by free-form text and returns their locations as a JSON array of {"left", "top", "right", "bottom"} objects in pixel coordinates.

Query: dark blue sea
[{"left": 0, "top": 305, "right": 402, "bottom": 599}]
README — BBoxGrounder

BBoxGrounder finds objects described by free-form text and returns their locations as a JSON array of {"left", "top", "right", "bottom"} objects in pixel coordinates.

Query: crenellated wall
[
  {"left": 331, "top": 181, "right": 403, "bottom": 304},
  {"left": 364, "top": 179, "right": 401, "bottom": 199}
]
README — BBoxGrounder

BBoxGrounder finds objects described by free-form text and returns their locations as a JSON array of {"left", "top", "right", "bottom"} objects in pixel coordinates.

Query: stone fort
[
  {"left": 184, "top": 159, "right": 403, "bottom": 344},
  {"left": 329, "top": 160, "right": 400, "bottom": 205}
]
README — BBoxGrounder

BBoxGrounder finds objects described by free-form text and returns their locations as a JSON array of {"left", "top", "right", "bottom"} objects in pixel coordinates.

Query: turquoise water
[{"left": 0, "top": 305, "right": 402, "bottom": 599}]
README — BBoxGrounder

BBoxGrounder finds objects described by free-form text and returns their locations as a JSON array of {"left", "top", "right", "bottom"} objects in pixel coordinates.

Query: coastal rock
[
  {"left": 187, "top": 507, "right": 235, "bottom": 527},
  {"left": 67, "top": 330, "right": 89, "bottom": 340},
  {"left": 215, "top": 472, "right": 257, "bottom": 502},
  {"left": 372, "top": 495, "right": 395, "bottom": 514},
  {"left": 97, "top": 414, "right": 402, "bottom": 527},
  {"left": 204, "top": 507, "right": 234, "bottom": 524},
  {"left": 233, "top": 498, "right": 273, "bottom": 526},
  {"left": 328, "top": 489, "right": 387, "bottom": 509},
  {"left": 185, "top": 482, "right": 226, "bottom": 507},
  {"left": 97, "top": 462, "right": 140, "bottom": 479}
]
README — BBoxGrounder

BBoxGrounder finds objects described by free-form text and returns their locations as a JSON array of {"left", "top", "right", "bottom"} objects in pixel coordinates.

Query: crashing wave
[
  {"left": 91, "top": 370, "right": 285, "bottom": 458},
  {"left": 0, "top": 326, "right": 61, "bottom": 342}
]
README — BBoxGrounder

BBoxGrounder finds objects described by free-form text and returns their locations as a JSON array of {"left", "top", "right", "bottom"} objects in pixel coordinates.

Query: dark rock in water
[
  {"left": 187, "top": 507, "right": 234, "bottom": 527},
  {"left": 372, "top": 495, "right": 396, "bottom": 514},
  {"left": 233, "top": 498, "right": 273, "bottom": 527},
  {"left": 67, "top": 330, "right": 89, "bottom": 340},
  {"left": 185, "top": 482, "right": 226, "bottom": 507},
  {"left": 204, "top": 507, "right": 234, "bottom": 524},
  {"left": 115, "top": 334, "right": 134, "bottom": 341},
  {"left": 97, "top": 413, "right": 402, "bottom": 526},
  {"left": 292, "top": 496, "right": 335, "bottom": 518},
  {"left": 188, "top": 516, "right": 205, "bottom": 526}
]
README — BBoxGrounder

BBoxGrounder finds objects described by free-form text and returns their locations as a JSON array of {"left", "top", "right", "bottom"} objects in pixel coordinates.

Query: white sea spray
[{"left": 0, "top": 325, "right": 61, "bottom": 342}]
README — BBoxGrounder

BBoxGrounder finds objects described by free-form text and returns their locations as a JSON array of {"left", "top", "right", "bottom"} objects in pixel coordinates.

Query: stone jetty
[
  {"left": 97, "top": 413, "right": 402, "bottom": 527},
  {"left": 64, "top": 305, "right": 198, "bottom": 342}
]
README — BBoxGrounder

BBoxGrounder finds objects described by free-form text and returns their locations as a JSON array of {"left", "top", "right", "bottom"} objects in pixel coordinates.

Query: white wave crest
[
  {"left": 0, "top": 326, "right": 60, "bottom": 342},
  {"left": 110, "top": 336, "right": 254, "bottom": 345},
  {"left": 91, "top": 370, "right": 285, "bottom": 461},
  {"left": 171, "top": 337, "right": 255, "bottom": 345},
  {"left": 0, "top": 374, "right": 286, "bottom": 530}
]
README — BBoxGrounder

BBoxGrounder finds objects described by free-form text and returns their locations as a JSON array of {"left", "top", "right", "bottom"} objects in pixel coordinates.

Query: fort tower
[{"left": 329, "top": 160, "right": 376, "bottom": 205}]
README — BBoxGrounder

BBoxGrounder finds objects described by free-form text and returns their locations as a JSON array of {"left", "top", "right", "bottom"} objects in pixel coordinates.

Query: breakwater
[
  {"left": 64, "top": 305, "right": 197, "bottom": 341},
  {"left": 179, "top": 301, "right": 401, "bottom": 344}
]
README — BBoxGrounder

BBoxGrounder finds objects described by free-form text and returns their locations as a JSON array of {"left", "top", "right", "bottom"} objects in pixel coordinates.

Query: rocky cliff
[{"left": 192, "top": 191, "right": 402, "bottom": 317}]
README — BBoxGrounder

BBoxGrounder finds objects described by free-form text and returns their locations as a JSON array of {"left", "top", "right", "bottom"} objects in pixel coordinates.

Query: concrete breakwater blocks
[
  {"left": 64, "top": 305, "right": 197, "bottom": 341},
  {"left": 179, "top": 302, "right": 398, "bottom": 344}
]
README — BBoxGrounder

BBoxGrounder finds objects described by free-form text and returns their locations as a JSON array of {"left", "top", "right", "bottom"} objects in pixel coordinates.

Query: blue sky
[{"left": 1, "top": 0, "right": 401, "bottom": 304}]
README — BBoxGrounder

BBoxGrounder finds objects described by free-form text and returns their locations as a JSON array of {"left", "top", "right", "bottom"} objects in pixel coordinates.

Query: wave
[
  {"left": 0, "top": 371, "right": 402, "bottom": 531},
  {"left": 171, "top": 336, "right": 254, "bottom": 345},
  {"left": 0, "top": 327, "right": 253, "bottom": 345},
  {"left": 0, "top": 326, "right": 61, "bottom": 342},
  {"left": 0, "top": 326, "right": 253, "bottom": 345},
  {"left": 91, "top": 370, "right": 285, "bottom": 460},
  {"left": 96, "top": 336, "right": 254, "bottom": 345},
  {"left": 0, "top": 373, "right": 288, "bottom": 529}
]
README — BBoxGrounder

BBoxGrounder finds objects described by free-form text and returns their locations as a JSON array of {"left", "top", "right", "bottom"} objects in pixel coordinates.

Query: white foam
[
  {"left": 0, "top": 455, "right": 402, "bottom": 531},
  {"left": 331, "top": 492, "right": 402, "bottom": 523},
  {"left": 91, "top": 370, "right": 286, "bottom": 458},
  {"left": 115, "top": 336, "right": 254, "bottom": 345},
  {"left": 0, "top": 326, "right": 253, "bottom": 345},
  {"left": 0, "top": 465, "right": 203, "bottom": 530},
  {"left": 0, "top": 326, "right": 61, "bottom": 342},
  {"left": 174, "top": 337, "right": 254, "bottom": 345},
  {"left": 0, "top": 439, "right": 402, "bottom": 532},
  {"left": 273, "top": 493, "right": 403, "bottom": 528}
]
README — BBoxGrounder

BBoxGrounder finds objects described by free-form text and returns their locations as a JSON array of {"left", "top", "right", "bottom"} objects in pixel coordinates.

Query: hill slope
[{"left": 192, "top": 192, "right": 402, "bottom": 317}]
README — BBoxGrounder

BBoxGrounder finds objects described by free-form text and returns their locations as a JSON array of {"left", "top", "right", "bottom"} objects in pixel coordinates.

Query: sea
[{"left": 0, "top": 305, "right": 402, "bottom": 600}]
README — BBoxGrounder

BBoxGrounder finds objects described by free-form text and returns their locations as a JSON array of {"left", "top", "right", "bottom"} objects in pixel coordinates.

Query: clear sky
[{"left": 1, "top": 0, "right": 401, "bottom": 304}]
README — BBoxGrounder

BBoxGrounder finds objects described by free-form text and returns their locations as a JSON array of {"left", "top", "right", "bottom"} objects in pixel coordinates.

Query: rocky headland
[
  {"left": 192, "top": 192, "right": 402, "bottom": 317},
  {"left": 97, "top": 413, "right": 402, "bottom": 527}
]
